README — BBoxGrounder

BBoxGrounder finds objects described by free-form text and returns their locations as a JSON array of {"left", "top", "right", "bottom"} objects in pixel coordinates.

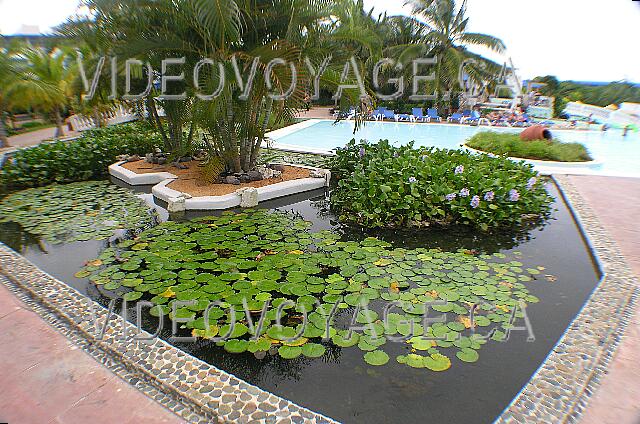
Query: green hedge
[
  {"left": 466, "top": 131, "right": 593, "bottom": 162},
  {"left": 0, "top": 122, "right": 160, "bottom": 191},
  {"left": 330, "top": 140, "right": 552, "bottom": 231}
]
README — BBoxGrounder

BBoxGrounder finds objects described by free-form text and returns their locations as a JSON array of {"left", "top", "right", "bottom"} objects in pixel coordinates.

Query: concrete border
[
  {"left": 109, "top": 161, "right": 331, "bottom": 211},
  {"left": 108, "top": 161, "right": 178, "bottom": 186}
]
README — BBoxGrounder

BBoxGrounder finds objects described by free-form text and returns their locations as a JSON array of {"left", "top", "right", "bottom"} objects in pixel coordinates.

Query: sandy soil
[{"left": 123, "top": 160, "right": 313, "bottom": 197}]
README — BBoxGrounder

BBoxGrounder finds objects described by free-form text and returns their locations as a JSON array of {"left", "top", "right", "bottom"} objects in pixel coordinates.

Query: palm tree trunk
[
  {"left": 53, "top": 107, "right": 65, "bottom": 138},
  {"left": 249, "top": 99, "right": 273, "bottom": 170},
  {"left": 225, "top": 97, "right": 241, "bottom": 173},
  {"left": 0, "top": 108, "right": 9, "bottom": 148}
]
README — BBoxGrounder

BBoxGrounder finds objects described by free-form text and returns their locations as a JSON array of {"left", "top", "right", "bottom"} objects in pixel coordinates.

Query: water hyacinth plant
[{"left": 330, "top": 140, "right": 552, "bottom": 231}]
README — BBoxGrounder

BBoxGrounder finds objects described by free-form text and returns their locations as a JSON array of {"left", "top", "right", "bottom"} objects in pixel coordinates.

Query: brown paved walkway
[
  {"left": 0, "top": 283, "right": 184, "bottom": 424},
  {"left": 567, "top": 175, "right": 640, "bottom": 424},
  {"left": 5, "top": 127, "right": 80, "bottom": 149}
]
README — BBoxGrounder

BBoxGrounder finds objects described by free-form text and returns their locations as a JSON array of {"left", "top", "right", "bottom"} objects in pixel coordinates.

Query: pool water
[
  {"left": 271, "top": 120, "right": 640, "bottom": 178},
  {"left": 0, "top": 183, "right": 600, "bottom": 424}
]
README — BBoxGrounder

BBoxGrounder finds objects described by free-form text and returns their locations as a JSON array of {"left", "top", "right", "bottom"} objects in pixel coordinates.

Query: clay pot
[{"left": 521, "top": 125, "right": 552, "bottom": 141}]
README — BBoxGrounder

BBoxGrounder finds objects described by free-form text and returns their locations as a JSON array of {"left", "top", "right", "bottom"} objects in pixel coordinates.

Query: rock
[
  {"left": 167, "top": 197, "right": 186, "bottom": 213},
  {"left": 269, "top": 164, "right": 286, "bottom": 172},
  {"left": 225, "top": 176, "right": 241, "bottom": 185},
  {"left": 247, "top": 170, "right": 263, "bottom": 181},
  {"left": 127, "top": 154, "right": 141, "bottom": 162},
  {"left": 145, "top": 153, "right": 154, "bottom": 163},
  {"left": 178, "top": 156, "right": 192, "bottom": 163},
  {"left": 239, "top": 174, "right": 252, "bottom": 183},
  {"left": 116, "top": 154, "right": 129, "bottom": 161},
  {"left": 257, "top": 166, "right": 274, "bottom": 179},
  {"left": 174, "top": 162, "right": 188, "bottom": 170},
  {"left": 157, "top": 157, "right": 167, "bottom": 165},
  {"left": 237, "top": 187, "right": 259, "bottom": 208},
  {"left": 272, "top": 170, "right": 282, "bottom": 178},
  {"left": 309, "top": 170, "right": 326, "bottom": 179}
]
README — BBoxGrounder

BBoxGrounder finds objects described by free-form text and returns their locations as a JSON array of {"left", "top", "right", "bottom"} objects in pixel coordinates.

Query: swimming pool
[{"left": 267, "top": 119, "right": 640, "bottom": 178}]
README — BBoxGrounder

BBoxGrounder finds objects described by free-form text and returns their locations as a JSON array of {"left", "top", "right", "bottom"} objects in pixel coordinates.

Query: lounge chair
[
  {"left": 448, "top": 112, "right": 463, "bottom": 123},
  {"left": 370, "top": 109, "right": 384, "bottom": 121},
  {"left": 412, "top": 108, "right": 428, "bottom": 122},
  {"left": 382, "top": 109, "right": 397, "bottom": 121},
  {"left": 461, "top": 110, "right": 481, "bottom": 124},
  {"left": 427, "top": 108, "right": 442, "bottom": 122},
  {"left": 396, "top": 113, "right": 416, "bottom": 122}
]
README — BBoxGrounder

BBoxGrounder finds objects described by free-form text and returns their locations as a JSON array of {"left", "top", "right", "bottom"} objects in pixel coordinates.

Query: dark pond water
[{"left": 0, "top": 181, "right": 600, "bottom": 424}]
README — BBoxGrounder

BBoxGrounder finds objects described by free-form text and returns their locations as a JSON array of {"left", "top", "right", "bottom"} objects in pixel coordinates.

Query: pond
[{"left": 0, "top": 180, "right": 599, "bottom": 424}]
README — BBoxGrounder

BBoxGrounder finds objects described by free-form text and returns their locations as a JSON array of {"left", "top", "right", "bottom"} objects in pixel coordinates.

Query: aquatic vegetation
[
  {"left": 80, "top": 209, "right": 543, "bottom": 372},
  {"left": 0, "top": 181, "right": 156, "bottom": 244},
  {"left": 330, "top": 140, "right": 552, "bottom": 231}
]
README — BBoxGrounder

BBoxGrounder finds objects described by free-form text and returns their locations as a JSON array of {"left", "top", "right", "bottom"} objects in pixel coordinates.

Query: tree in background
[
  {"left": 401, "top": 0, "right": 505, "bottom": 108},
  {"left": 0, "top": 47, "right": 21, "bottom": 147},
  {"left": 12, "top": 47, "right": 74, "bottom": 138}
]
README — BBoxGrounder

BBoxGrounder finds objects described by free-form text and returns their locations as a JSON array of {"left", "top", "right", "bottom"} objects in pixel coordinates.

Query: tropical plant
[
  {"left": 0, "top": 122, "right": 159, "bottom": 190},
  {"left": 0, "top": 47, "right": 21, "bottom": 147},
  {"left": 12, "top": 47, "right": 75, "bottom": 138},
  {"left": 399, "top": 0, "right": 505, "bottom": 108},
  {"left": 466, "top": 131, "right": 593, "bottom": 162},
  {"left": 330, "top": 140, "right": 552, "bottom": 231}
]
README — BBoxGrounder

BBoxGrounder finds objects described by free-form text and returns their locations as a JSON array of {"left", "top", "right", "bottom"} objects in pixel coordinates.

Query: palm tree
[
  {"left": 14, "top": 47, "right": 74, "bottom": 138},
  {"left": 0, "top": 48, "right": 20, "bottom": 147},
  {"left": 403, "top": 0, "right": 505, "bottom": 107}
]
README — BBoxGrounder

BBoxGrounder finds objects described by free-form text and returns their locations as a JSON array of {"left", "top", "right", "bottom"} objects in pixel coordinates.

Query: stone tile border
[
  {"left": 0, "top": 175, "right": 636, "bottom": 424},
  {"left": 0, "top": 246, "right": 338, "bottom": 424},
  {"left": 495, "top": 175, "right": 639, "bottom": 423}
]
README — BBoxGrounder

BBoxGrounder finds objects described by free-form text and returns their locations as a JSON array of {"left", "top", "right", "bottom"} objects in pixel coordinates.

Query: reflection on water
[{"left": 0, "top": 181, "right": 599, "bottom": 424}]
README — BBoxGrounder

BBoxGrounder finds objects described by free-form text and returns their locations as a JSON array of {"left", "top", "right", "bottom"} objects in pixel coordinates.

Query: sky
[{"left": 1, "top": 0, "right": 639, "bottom": 83}]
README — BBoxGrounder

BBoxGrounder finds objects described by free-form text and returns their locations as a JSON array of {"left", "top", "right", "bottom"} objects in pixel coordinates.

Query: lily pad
[{"left": 363, "top": 350, "right": 390, "bottom": 366}]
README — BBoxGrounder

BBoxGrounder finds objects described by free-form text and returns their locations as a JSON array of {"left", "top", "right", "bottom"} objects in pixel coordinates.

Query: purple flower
[
  {"left": 470, "top": 195, "right": 481, "bottom": 209},
  {"left": 459, "top": 188, "right": 470, "bottom": 197},
  {"left": 484, "top": 191, "right": 495, "bottom": 202},
  {"left": 526, "top": 177, "right": 538, "bottom": 190},
  {"left": 408, "top": 176, "right": 417, "bottom": 184},
  {"left": 445, "top": 193, "right": 457, "bottom": 201},
  {"left": 509, "top": 189, "right": 520, "bottom": 202},
  {"left": 393, "top": 152, "right": 399, "bottom": 158},
  {"left": 358, "top": 147, "right": 365, "bottom": 158},
  {"left": 454, "top": 165, "right": 465, "bottom": 175}
]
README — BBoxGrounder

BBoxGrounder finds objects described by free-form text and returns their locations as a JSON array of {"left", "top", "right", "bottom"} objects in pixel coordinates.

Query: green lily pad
[
  {"left": 278, "top": 345, "right": 303, "bottom": 359},
  {"left": 364, "top": 350, "right": 390, "bottom": 366}
]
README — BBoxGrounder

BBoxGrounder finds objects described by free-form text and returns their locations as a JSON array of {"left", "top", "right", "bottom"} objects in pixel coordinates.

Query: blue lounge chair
[
  {"left": 382, "top": 109, "right": 397, "bottom": 121},
  {"left": 370, "top": 108, "right": 384, "bottom": 121},
  {"left": 427, "top": 108, "right": 442, "bottom": 122},
  {"left": 396, "top": 113, "right": 415, "bottom": 122},
  {"left": 448, "top": 112, "right": 463, "bottom": 123},
  {"left": 412, "top": 108, "right": 428, "bottom": 122},
  {"left": 462, "top": 110, "right": 481, "bottom": 124}
]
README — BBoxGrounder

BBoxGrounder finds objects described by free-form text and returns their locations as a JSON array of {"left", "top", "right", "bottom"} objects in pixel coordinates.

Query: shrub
[
  {"left": 330, "top": 140, "right": 552, "bottom": 231},
  {"left": 0, "top": 122, "right": 160, "bottom": 190},
  {"left": 466, "top": 131, "right": 593, "bottom": 162}
]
